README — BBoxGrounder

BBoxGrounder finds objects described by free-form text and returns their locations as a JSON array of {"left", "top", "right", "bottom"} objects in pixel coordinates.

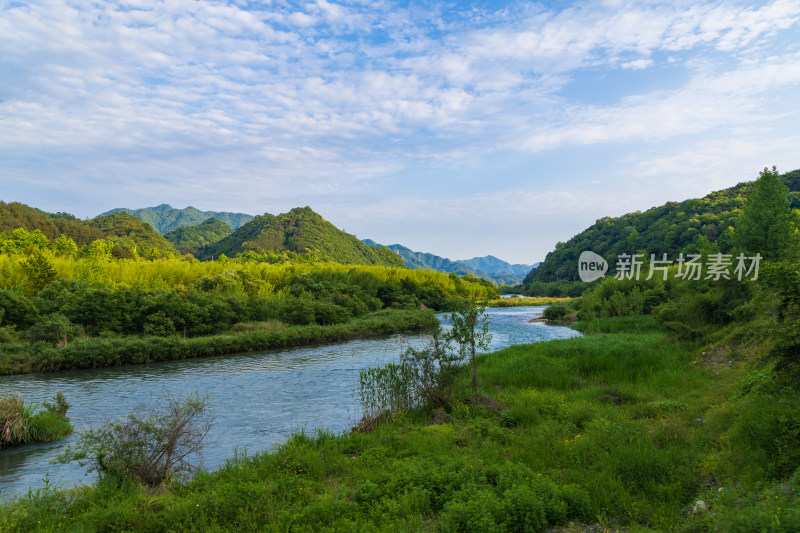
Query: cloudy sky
[{"left": 2, "top": 0, "right": 799, "bottom": 264}]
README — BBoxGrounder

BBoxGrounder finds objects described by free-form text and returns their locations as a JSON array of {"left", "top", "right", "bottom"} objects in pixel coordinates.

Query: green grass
[{"left": 1, "top": 315, "right": 796, "bottom": 532}]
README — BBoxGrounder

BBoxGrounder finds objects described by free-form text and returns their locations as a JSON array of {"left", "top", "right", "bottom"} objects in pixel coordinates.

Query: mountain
[
  {"left": 85, "top": 213, "right": 180, "bottom": 257},
  {"left": 197, "top": 207, "right": 404, "bottom": 267},
  {"left": 101, "top": 204, "right": 254, "bottom": 233},
  {"left": 362, "top": 240, "right": 536, "bottom": 284},
  {"left": 526, "top": 168, "right": 800, "bottom": 283},
  {"left": 458, "top": 256, "right": 537, "bottom": 279},
  {"left": 163, "top": 218, "right": 233, "bottom": 255}
]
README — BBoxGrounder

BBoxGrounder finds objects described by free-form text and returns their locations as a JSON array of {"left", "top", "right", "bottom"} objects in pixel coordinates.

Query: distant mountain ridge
[
  {"left": 362, "top": 239, "right": 536, "bottom": 284},
  {"left": 101, "top": 204, "right": 254, "bottom": 233}
]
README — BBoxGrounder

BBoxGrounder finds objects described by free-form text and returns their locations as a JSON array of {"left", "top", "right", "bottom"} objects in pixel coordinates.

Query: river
[{"left": 0, "top": 306, "right": 580, "bottom": 499}]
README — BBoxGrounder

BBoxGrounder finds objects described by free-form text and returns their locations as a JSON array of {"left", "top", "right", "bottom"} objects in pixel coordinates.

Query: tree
[
  {"left": 449, "top": 297, "right": 492, "bottom": 395},
  {"left": 20, "top": 250, "right": 57, "bottom": 292},
  {"left": 734, "top": 166, "right": 797, "bottom": 261}
]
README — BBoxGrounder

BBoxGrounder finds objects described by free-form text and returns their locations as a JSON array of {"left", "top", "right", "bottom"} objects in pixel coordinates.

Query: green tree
[
  {"left": 20, "top": 251, "right": 57, "bottom": 292},
  {"left": 734, "top": 166, "right": 797, "bottom": 261},
  {"left": 449, "top": 297, "right": 492, "bottom": 395},
  {"left": 52, "top": 234, "right": 79, "bottom": 256}
]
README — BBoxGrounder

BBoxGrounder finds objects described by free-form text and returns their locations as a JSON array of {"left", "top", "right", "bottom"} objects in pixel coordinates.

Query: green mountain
[
  {"left": 101, "top": 204, "right": 254, "bottom": 233},
  {"left": 362, "top": 240, "right": 536, "bottom": 284},
  {"left": 526, "top": 168, "right": 800, "bottom": 283},
  {"left": 163, "top": 218, "right": 233, "bottom": 255},
  {"left": 198, "top": 207, "right": 404, "bottom": 267},
  {"left": 85, "top": 213, "right": 180, "bottom": 258}
]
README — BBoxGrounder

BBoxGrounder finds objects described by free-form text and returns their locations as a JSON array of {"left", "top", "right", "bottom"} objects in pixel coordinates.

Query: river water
[{"left": 0, "top": 306, "right": 579, "bottom": 499}]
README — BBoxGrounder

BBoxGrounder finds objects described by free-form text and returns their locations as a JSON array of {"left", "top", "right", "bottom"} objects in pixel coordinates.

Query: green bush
[{"left": 26, "top": 313, "right": 79, "bottom": 345}]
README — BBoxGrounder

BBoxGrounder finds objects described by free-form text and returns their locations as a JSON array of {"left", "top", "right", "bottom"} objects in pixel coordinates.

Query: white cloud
[{"left": 1, "top": 0, "right": 800, "bottom": 260}]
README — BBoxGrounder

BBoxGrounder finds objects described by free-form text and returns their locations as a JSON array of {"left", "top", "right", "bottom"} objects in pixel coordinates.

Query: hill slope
[
  {"left": 102, "top": 204, "right": 254, "bottom": 233},
  {"left": 163, "top": 218, "right": 233, "bottom": 255},
  {"left": 198, "top": 207, "right": 404, "bottom": 267},
  {"left": 527, "top": 168, "right": 800, "bottom": 283},
  {"left": 85, "top": 213, "right": 180, "bottom": 257},
  {"left": 0, "top": 201, "right": 104, "bottom": 246}
]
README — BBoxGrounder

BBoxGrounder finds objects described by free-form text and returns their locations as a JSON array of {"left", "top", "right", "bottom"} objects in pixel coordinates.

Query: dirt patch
[
  {"left": 468, "top": 395, "right": 506, "bottom": 415},
  {"left": 429, "top": 409, "right": 452, "bottom": 425},
  {"left": 695, "top": 346, "right": 733, "bottom": 368},
  {"left": 351, "top": 413, "right": 385, "bottom": 434}
]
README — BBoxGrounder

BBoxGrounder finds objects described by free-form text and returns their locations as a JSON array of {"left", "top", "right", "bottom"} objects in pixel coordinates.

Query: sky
[{"left": 1, "top": 0, "right": 800, "bottom": 265}]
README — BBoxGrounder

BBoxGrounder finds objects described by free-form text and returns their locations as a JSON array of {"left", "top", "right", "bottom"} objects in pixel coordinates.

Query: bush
[
  {"left": 56, "top": 393, "right": 212, "bottom": 486},
  {"left": 26, "top": 313, "right": 80, "bottom": 345}
]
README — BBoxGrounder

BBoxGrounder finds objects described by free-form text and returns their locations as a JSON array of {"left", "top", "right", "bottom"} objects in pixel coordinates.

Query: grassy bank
[
  {"left": 487, "top": 296, "right": 572, "bottom": 307},
  {"left": 0, "top": 309, "right": 438, "bottom": 375},
  {"left": 4, "top": 315, "right": 795, "bottom": 531}
]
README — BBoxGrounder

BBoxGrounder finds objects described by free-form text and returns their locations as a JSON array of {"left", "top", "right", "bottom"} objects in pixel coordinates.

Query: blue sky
[{"left": 1, "top": 0, "right": 799, "bottom": 264}]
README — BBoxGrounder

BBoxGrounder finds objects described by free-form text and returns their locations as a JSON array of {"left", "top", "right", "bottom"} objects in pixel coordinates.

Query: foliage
[
  {"left": 400, "top": 325, "right": 462, "bottom": 408},
  {"left": 734, "top": 166, "right": 797, "bottom": 261},
  {"left": 20, "top": 250, "right": 57, "bottom": 292},
  {"left": 56, "top": 394, "right": 212, "bottom": 486}
]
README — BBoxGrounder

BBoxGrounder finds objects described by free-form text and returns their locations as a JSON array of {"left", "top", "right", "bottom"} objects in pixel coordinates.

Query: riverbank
[
  {"left": 5, "top": 314, "right": 795, "bottom": 531},
  {"left": 0, "top": 309, "right": 438, "bottom": 375},
  {"left": 487, "top": 296, "right": 572, "bottom": 307}
]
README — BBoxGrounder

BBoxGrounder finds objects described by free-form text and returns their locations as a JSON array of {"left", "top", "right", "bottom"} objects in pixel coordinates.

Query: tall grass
[
  {"left": 0, "top": 393, "right": 36, "bottom": 445},
  {"left": 0, "top": 392, "right": 73, "bottom": 446}
]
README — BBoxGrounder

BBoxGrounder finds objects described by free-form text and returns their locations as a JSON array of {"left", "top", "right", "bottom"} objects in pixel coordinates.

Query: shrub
[
  {"left": 56, "top": 393, "right": 212, "bottom": 486},
  {"left": 26, "top": 313, "right": 80, "bottom": 345}
]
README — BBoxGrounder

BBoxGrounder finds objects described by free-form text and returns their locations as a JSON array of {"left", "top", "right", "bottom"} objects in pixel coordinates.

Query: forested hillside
[
  {"left": 164, "top": 218, "right": 233, "bottom": 255},
  {"left": 0, "top": 203, "right": 178, "bottom": 259},
  {"left": 198, "top": 207, "right": 404, "bottom": 267},
  {"left": 527, "top": 168, "right": 800, "bottom": 283},
  {"left": 0, "top": 202, "right": 105, "bottom": 246},
  {"left": 86, "top": 213, "right": 179, "bottom": 258},
  {"left": 103, "top": 204, "right": 253, "bottom": 233}
]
